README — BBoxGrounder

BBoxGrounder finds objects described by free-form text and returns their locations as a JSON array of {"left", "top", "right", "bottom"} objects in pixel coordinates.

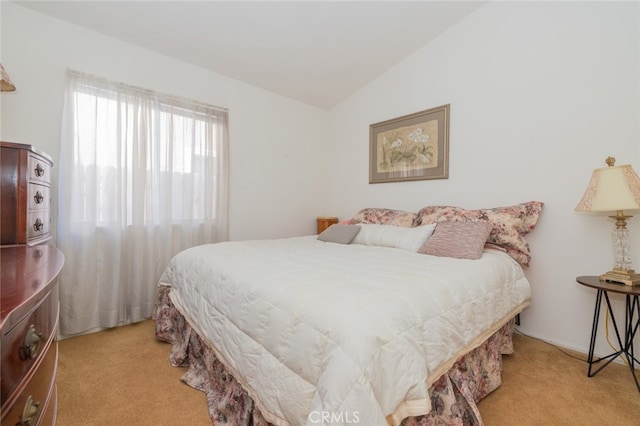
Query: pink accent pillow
[
  {"left": 348, "top": 208, "right": 416, "bottom": 228},
  {"left": 414, "top": 201, "right": 543, "bottom": 266},
  {"left": 418, "top": 221, "right": 493, "bottom": 260}
]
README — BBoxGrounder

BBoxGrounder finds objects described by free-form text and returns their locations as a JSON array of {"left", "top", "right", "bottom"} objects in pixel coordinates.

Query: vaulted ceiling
[{"left": 15, "top": 1, "right": 487, "bottom": 109}]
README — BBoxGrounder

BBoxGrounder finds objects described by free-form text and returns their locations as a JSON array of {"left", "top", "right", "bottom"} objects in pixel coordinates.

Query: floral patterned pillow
[
  {"left": 348, "top": 208, "right": 417, "bottom": 228},
  {"left": 413, "top": 201, "right": 543, "bottom": 266}
]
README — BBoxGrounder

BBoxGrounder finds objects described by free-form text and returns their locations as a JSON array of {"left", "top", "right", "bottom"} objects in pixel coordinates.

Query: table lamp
[
  {"left": 575, "top": 156, "right": 640, "bottom": 285},
  {"left": 1, "top": 63, "right": 16, "bottom": 92}
]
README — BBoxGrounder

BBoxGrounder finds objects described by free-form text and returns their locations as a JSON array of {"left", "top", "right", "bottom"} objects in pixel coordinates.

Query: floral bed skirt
[{"left": 153, "top": 286, "right": 514, "bottom": 426}]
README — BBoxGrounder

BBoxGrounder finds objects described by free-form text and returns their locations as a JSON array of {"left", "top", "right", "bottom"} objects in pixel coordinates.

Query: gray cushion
[{"left": 317, "top": 224, "right": 361, "bottom": 244}]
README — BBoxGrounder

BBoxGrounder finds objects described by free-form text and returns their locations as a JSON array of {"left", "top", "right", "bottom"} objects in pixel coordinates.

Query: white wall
[
  {"left": 0, "top": 2, "right": 329, "bottom": 241},
  {"left": 3, "top": 1, "right": 639, "bottom": 356},
  {"left": 327, "top": 1, "right": 640, "bottom": 356}
]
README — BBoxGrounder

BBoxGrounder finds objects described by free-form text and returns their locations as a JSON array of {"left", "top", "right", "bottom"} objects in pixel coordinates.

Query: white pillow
[{"left": 352, "top": 223, "right": 437, "bottom": 252}]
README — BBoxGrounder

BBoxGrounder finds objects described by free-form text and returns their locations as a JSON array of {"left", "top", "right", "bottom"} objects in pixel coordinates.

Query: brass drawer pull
[
  {"left": 33, "top": 248, "right": 43, "bottom": 259},
  {"left": 33, "top": 218, "right": 43, "bottom": 232},
  {"left": 21, "top": 395, "right": 40, "bottom": 426},
  {"left": 34, "top": 190, "right": 44, "bottom": 204},
  {"left": 34, "top": 163, "right": 44, "bottom": 177},
  {"left": 20, "top": 324, "right": 42, "bottom": 360}
]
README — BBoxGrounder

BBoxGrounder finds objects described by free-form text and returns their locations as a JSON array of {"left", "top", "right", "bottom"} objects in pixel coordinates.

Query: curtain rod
[{"left": 66, "top": 68, "right": 229, "bottom": 113}]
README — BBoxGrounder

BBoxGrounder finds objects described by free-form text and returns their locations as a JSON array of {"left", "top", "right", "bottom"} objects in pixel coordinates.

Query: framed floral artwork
[{"left": 369, "top": 104, "right": 450, "bottom": 183}]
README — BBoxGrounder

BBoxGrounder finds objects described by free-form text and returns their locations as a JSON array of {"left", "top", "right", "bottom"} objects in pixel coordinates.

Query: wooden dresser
[
  {"left": 1, "top": 246, "right": 64, "bottom": 425},
  {"left": 1, "top": 141, "right": 53, "bottom": 247},
  {"left": 1, "top": 142, "right": 62, "bottom": 425}
]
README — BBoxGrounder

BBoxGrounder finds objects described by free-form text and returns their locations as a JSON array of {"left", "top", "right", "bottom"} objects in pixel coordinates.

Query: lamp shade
[
  {"left": 575, "top": 157, "right": 640, "bottom": 212},
  {"left": 0, "top": 63, "right": 16, "bottom": 92}
]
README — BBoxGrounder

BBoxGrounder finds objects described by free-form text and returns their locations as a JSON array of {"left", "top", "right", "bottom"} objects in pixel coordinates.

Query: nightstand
[
  {"left": 316, "top": 217, "right": 339, "bottom": 234},
  {"left": 576, "top": 275, "right": 640, "bottom": 392}
]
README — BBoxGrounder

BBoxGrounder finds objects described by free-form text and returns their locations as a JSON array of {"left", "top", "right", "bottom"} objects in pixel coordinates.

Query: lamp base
[{"left": 600, "top": 269, "right": 640, "bottom": 286}]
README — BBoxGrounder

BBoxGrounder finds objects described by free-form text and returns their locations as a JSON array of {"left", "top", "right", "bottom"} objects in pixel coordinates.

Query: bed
[{"left": 154, "top": 202, "right": 542, "bottom": 426}]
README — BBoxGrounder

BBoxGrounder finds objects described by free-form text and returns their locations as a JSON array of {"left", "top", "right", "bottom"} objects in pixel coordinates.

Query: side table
[
  {"left": 316, "top": 217, "right": 339, "bottom": 235},
  {"left": 576, "top": 275, "right": 640, "bottom": 392}
]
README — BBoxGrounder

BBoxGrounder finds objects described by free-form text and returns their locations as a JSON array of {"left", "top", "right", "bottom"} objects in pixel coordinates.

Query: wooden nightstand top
[
  {"left": 316, "top": 217, "right": 339, "bottom": 235},
  {"left": 576, "top": 275, "right": 640, "bottom": 296}
]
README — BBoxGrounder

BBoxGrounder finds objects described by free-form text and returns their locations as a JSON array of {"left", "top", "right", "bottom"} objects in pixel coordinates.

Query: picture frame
[{"left": 369, "top": 104, "right": 450, "bottom": 184}]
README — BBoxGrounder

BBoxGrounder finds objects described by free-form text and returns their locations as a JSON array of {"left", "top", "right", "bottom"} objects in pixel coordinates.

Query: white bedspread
[{"left": 159, "top": 236, "right": 531, "bottom": 426}]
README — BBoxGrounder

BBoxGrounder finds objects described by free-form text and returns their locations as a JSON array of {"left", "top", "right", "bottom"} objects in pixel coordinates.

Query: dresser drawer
[
  {"left": 0, "top": 337, "right": 57, "bottom": 426},
  {"left": 28, "top": 153, "right": 51, "bottom": 185},
  {"left": 26, "top": 210, "right": 50, "bottom": 242},
  {"left": 28, "top": 183, "right": 51, "bottom": 210},
  {"left": 38, "top": 384, "right": 57, "bottom": 425},
  {"left": 1, "top": 142, "right": 53, "bottom": 246},
  {"left": 1, "top": 240, "right": 63, "bottom": 425},
  {"left": 1, "top": 290, "right": 57, "bottom": 404}
]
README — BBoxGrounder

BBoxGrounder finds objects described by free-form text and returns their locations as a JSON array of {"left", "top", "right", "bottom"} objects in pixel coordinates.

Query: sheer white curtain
[{"left": 57, "top": 70, "right": 229, "bottom": 337}]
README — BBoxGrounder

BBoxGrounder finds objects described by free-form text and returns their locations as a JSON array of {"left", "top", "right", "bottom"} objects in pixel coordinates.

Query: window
[{"left": 57, "top": 70, "right": 229, "bottom": 336}]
